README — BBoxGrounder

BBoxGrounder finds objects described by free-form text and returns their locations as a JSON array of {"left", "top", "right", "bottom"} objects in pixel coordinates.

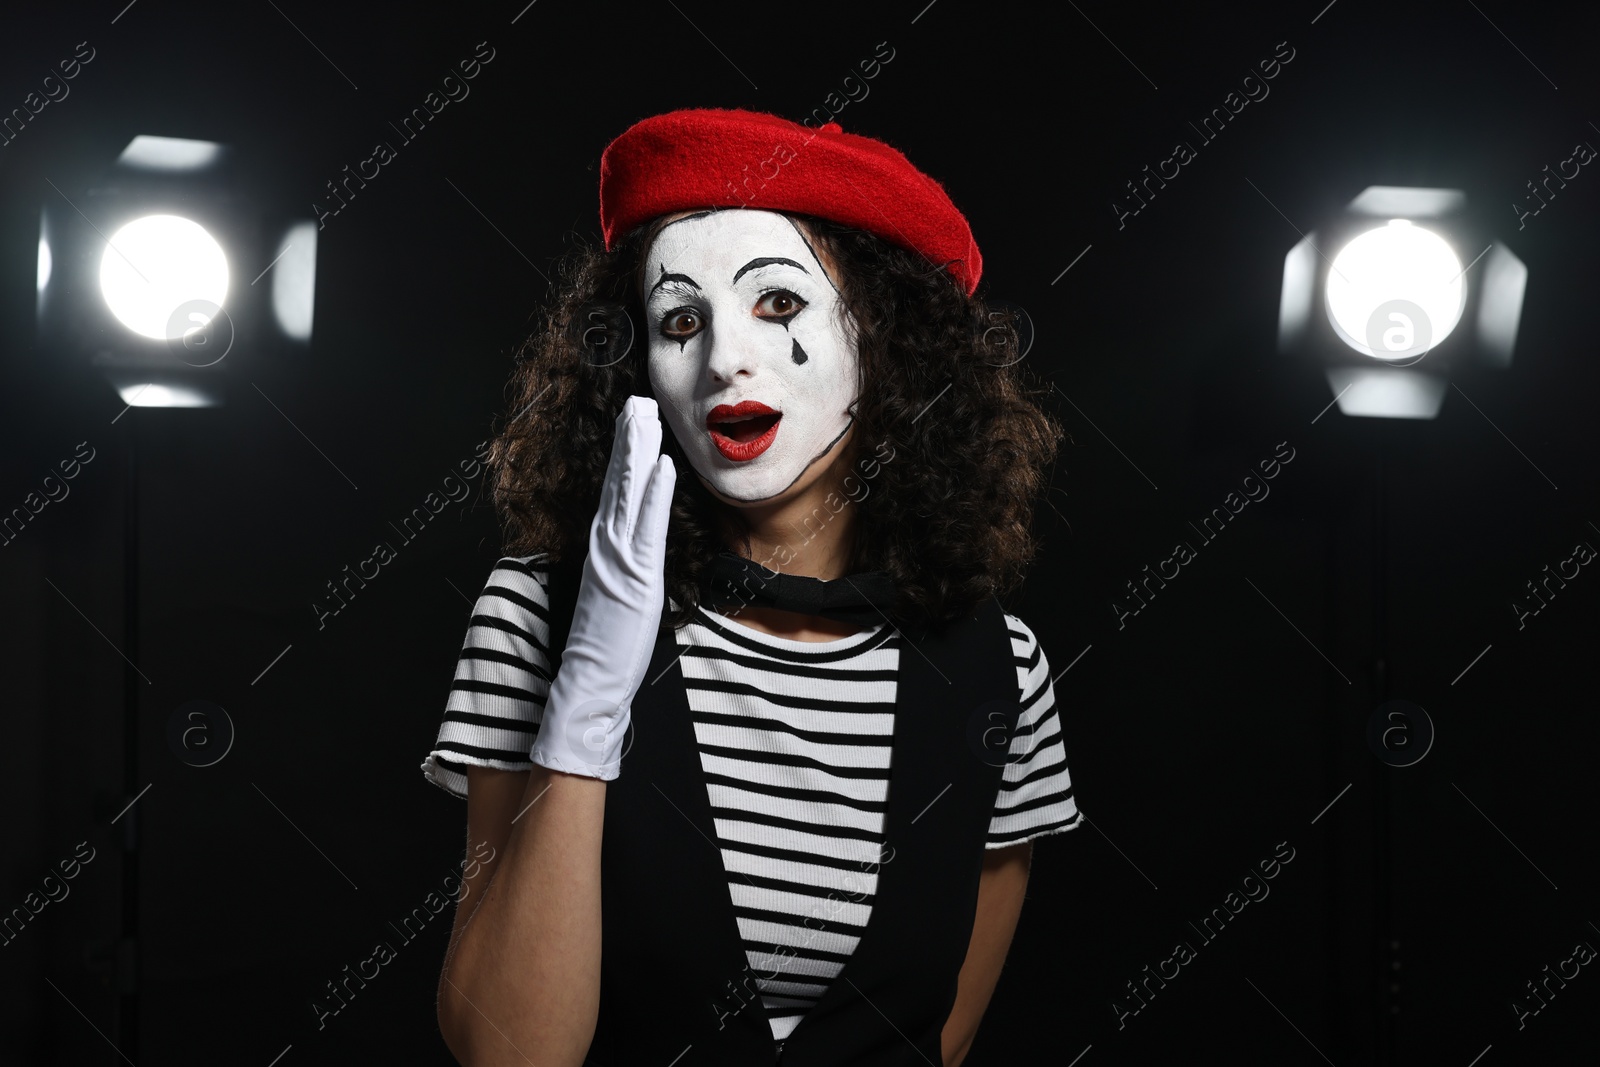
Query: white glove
[{"left": 529, "top": 395, "right": 676, "bottom": 780}]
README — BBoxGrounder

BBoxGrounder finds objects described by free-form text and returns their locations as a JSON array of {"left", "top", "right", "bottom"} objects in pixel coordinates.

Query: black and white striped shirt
[{"left": 423, "top": 556, "right": 1081, "bottom": 1040}]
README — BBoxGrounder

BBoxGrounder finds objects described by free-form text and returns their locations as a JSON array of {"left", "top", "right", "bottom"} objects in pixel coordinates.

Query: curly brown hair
[{"left": 486, "top": 209, "right": 1063, "bottom": 631}]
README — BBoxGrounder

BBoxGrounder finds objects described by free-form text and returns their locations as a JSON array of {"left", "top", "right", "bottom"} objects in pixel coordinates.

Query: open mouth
[
  {"left": 712, "top": 412, "right": 780, "bottom": 443},
  {"left": 706, "top": 402, "right": 782, "bottom": 461}
]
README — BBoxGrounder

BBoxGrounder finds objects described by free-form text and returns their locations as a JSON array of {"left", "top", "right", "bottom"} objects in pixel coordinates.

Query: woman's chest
[
  {"left": 678, "top": 631, "right": 903, "bottom": 906},
  {"left": 587, "top": 602, "right": 1015, "bottom": 1064}
]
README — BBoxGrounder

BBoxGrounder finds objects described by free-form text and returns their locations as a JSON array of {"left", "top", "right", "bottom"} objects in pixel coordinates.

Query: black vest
[{"left": 542, "top": 560, "right": 1021, "bottom": 1066}]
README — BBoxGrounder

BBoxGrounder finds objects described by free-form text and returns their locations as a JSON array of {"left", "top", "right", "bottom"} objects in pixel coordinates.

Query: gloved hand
[{"left": 529, "top": 395, "right": 676, "bottom": 780}]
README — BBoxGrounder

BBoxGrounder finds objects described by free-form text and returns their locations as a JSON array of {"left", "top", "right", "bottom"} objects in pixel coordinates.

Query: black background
[{"left": 2, "top": 1, "right": 1598, "bottom": 1064}]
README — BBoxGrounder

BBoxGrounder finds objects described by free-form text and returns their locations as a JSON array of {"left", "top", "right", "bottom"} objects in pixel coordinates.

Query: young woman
[{"left": 423, "top": 107, "right": 1082, "bottom": 1066}]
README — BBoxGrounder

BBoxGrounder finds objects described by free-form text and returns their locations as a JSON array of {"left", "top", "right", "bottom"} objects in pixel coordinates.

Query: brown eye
[
  {"left": 756, "top": 290, "right": 806, "bottom": 320},
  {"left": 660, "top": 308, "right": 702, "bottom": 339}
]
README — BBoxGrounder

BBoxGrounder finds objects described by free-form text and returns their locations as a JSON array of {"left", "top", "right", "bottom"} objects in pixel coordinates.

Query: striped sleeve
[
  {"left": 986, "top": 613, "right": 1082, "bottom": 848},
  {"left": 420, "top": 555, "right": 555, "bottom": 799}
]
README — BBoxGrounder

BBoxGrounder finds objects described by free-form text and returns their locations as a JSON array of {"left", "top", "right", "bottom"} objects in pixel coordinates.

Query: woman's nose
[{"left": 704, "top": 322, "right": 758, "bottom": 383}]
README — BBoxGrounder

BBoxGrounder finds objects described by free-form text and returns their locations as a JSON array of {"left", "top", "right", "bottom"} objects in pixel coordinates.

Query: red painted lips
[{"left": 706, "top": 400, "right": 782, "bottom": 461}]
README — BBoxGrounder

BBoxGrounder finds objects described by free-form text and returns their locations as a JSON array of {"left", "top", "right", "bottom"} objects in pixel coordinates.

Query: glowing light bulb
[
  {"left": 99, "top": 214, "right": 229, "bottom": 341},
  {"left": 1324, "top": 219, "right": 1465, "bottom": 361}
]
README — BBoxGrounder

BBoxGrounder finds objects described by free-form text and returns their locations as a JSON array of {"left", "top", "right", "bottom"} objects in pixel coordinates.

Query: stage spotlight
[
  {"left": 36, "top": 134, "right": 317, "bottom": 407},
  {"left": 1325, "top": 220, "right": 1466, "bottom": 360},
  {"left": 1277, "top": 186, "right": 1526, "bottom": 419},
  {"left": 99, "top": 214, "right": 230, "bottom": 341}
]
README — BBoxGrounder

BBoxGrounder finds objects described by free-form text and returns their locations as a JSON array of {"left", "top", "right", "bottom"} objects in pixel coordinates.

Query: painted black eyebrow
[
  {"left": 648, "top": 272, "right": 701, "bottom": 297},
  {"left": 731, "top": 257, "right": 809, "bottom": 285}
]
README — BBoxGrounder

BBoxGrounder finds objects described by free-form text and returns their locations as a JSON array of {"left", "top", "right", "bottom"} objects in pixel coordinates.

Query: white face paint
[{"left": 641, "top": 209, "right": 859, "bottom": 503}]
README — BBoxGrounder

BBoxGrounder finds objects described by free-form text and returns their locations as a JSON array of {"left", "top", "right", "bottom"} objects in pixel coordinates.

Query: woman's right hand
[{"left": 529, "top": 395, "right": 676, "bottom": 780}]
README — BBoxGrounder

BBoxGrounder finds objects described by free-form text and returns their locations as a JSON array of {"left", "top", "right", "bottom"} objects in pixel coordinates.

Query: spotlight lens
[
  {"left": 38, "top": 238, "right": 52, "bottom": 293},
  {"left": 99, "top": 215, "right": 230, "bottom": 341},
  {"left": 1325, "top": 219, "right": 1465, "bottom": 360}
]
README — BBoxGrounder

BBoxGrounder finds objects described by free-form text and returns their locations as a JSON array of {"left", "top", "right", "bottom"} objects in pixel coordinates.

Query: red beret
[{"left": 598, "top": 107, "right": 982, "bottom": 296}]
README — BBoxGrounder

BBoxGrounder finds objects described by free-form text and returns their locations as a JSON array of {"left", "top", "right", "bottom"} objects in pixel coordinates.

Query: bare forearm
[{"left": 441, "top": 765, "right": 605, "bottom": 1066}]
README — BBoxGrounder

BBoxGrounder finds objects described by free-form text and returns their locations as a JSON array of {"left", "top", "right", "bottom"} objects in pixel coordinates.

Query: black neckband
[{"left": 698, "top": 550, "right": 898, "bottom": 628}]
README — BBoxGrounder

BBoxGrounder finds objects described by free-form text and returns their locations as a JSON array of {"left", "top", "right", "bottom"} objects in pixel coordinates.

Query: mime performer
[{"left": 423, "top": 107, "right": 1083, "bottom": 1066}]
